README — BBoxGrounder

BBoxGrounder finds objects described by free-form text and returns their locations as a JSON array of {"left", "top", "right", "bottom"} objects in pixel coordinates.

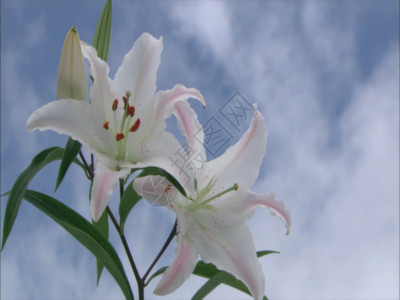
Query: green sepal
[
  {"left": 119, "top": 179, "right": 141, "bottom": 233},
  {"left": 23, "top": 189, "right": 133, "bottom": 300},
  {"left": 92, "top": 0, "right": 112, "bottom": 61},
  {"left": 1, "top": 147, "right": 83, "bottom": 250},
  {"left": 55, "top": 138, "right": 82, "bottom": 191}
]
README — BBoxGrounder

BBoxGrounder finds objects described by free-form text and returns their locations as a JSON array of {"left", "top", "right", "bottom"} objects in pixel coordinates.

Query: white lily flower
[
  {"left": 133, "top": 109, "right": 291, "bottom": 300},
  {"left": 26, "top": 33, "right": 205, "bottom": 221}
]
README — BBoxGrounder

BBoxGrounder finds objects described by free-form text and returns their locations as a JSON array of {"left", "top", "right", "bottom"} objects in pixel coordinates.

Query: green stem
[
  {"left": 143, "top": 220, "right": 177, "bottom": 286},
  {"left": 79, "top": 151, "right": 94, "bottom": 180},
  {"left": 106, "top": 206, "right": 143, "bottom": 299}
]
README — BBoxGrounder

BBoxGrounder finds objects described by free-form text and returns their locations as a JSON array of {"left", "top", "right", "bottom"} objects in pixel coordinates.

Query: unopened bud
[{"left": 57, "top": 26, "right": 87, "bottom": 101}]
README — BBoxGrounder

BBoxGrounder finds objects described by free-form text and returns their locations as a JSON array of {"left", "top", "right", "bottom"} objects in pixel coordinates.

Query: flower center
[
  {"left": 186, "top": 177, "right": 239, "bottom": 213},
  {"left": 102, "top": 90, "right": 141, "bottom": 160}
]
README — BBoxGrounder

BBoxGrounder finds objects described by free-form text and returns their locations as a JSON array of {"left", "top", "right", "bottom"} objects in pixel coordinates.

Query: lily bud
[{"left": 56, "top": 26, "right": 87, "bottom": 101}]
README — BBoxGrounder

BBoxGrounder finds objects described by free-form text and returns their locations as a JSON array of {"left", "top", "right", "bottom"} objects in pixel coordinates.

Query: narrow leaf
[
  {"left": 148, "top": 251, "right": 277, "bottom": 298},
  {"left": 119, "top": 180, "right": 141, "bottom": 232},
  {"left": 191, "top": 251, "right": 277, "bottom": 299},
  {"left": 55, "top": 137, "right": 82, "bottom": 191},
  {"left": 191, "top": 272, "right": 227, "bottom": 300},
  {"left": 23, "top": 190, "right": 133, "bottom": 300},
  {"left": 92, "top": 0, "right": 112, "bottom": 61},
  {"left": 93, "top": 209, "right": 109, "bottom": 285},
  {"left": 2, "top": 147, "right": 64, "bottom": 249},
  {"left": 145, "top": 266, "right": 168, "bottom": 286}
]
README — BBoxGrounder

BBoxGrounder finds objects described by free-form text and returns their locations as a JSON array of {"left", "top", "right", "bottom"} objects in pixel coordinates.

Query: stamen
[
  {"left": 201, "top": 183, "right": 239, "bottom": 205},
  {"left": 128, "top": 106, "right": 135, "bottom": 117},
  {"left": 130, "top": 118, "right": 140, "bottom": 132},
  {"left": 123, "top": 96, "right": 127, "bottom": 109},
  {"left": 103, "top": 122, "right": 109, "bottom": 130},
  {"left": 112, "top": 99, "right": 118, "bottom": 111},
  {"left": 116, "top": 133, "right": 125, "bottom": 141}
]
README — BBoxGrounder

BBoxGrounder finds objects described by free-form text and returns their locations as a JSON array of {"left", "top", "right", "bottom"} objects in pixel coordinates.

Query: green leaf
[
  {"left": 145, "top": 266, "right": 168, "bottom": 286},
  {"left": 23, "top": 190, "right": 133, "bottom": 300},
  {"left": 192, "top": 272, "right": 230, "bottom": 300},
  {"left": 148, "top": 251, "right": 277, "bottom": 299},
  {"left": 92, "top": 0, "right": 112, "bottom": 61},
  {"left": 93, "top": 209, "right": 109, "bottom": 285},
  {"left": 2, "top": 147, "right": 85, "bottom": 250},
  {"left": 2, "top": 147, "right": 64, "bottom": 249},
  {"left": 137, "top": 167, "right": 187, "bottom": 197},
  {"left": 191, "top": 251, "right": 278, "bottom": 299},
  {"left": 257, "top": 250, "right": 279, "bottom": 257},
  {"left": 119, "top": 180, "right": 141, "bottom": 232},
  {"left": 55, "top": 137, "right": 82, "bottom": 191}
]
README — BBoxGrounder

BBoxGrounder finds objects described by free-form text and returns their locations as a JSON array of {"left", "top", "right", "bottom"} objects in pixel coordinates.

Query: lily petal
[
  {"left": 26, "top": 99, "right": 118, "bottom": 169},
  {"left": 200, "top": 109, "right": 267, "bottom": 197},
  {"left": 189, "top": 214, "right": 265, "bottom": 300},
  {"left": 91, "top": 161, "right": 130, "bottom": 221},
  {"left": 154, "top": 236, "right": 198, "bottom": 295},
  {"left": 113, "top": 33, "right": 162, "bottom": 107},
  {"left": 80, "top": 41, "right": 117, "bottom": 122},
  {"left": 174, "top": 100, "right": 206, "bottom": 170},
  {"left": 141, "top": 84, "right": 206, "bottom": 143},
  {"left": 125, "top": 130, "right": 193, "bottom": 193},
  {"left": 243, "top": 191, "right": 292, "bottom": 235}
]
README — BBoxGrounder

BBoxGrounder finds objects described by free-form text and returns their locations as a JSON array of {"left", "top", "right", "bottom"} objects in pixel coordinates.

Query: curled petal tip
[{"left": 244, "top": 191, "right": 291, "bottom": 235}]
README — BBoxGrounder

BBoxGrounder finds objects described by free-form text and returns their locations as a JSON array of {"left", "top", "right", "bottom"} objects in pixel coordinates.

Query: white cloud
[
  {"left": 259, "top": 44, "right": 399, "bottom": 300},
  {"left": 171, "top": 1, "right": 232, "bottom": 61},
  {"left": 168, "top": 2, "right": 399, "bottom": 299}
]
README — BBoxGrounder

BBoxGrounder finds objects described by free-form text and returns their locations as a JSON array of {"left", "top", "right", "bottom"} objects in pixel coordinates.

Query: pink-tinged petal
[
  {"left": 154, "top": 236, "right": 198, "bottom": 295},
  {"left": 26, "top": 99, "right": 117, "bottom": 168},
  {"left": 190, "top": 215, "right": 265, "bottom": 300},
  {"left": 91, "top": 162, "right": 130, "bottom": 221},
  {"left": 133, "top": 175, "right": 177, "bottom": 207},
  {"left": 200, "top": 109, "right": 267, "bottom": 198},
  {"left": 80, "top": 41, "right": 117, "bottom": 121},
  {"left": 243, "top": 191, "right": 291, "bottom": 235},
  {"left": 156, "top": 84, "right": 206, "bottom": 110},
  {"left": 142, "top": 84, "right": 206, "bottom": 143},
  {"left": 113, "top": 33, "right": 162, "bottom": 121},
  {"left": 174, "top": 101, "right": 206, "bottom": 170}
]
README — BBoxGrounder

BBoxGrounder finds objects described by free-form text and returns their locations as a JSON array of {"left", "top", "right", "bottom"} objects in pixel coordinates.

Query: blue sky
[{"left": 1, "top": 1, "right": 399, "bottom": 299}]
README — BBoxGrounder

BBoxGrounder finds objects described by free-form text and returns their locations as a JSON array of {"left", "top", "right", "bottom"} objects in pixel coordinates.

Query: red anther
[
  {"left": 116, "top": 133, "right": 125, "bottom": 141},
  {"left": 103, "top": 122, "right": 109, "bottom": 130},
  {"left": 164, "top": 184, "right": 172, "bottom": 194},
  {"left": 112, "top": 99, "right": 118, "bottom": 111},
  {"left": 128, "top": 106, "right": 135, "bottom": 117},
  {"left": 130, "top": 118, "right": 140, "bottom": 132},
  {"left": 123, "top": 96, "right": 127, "bottom": 109}
]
